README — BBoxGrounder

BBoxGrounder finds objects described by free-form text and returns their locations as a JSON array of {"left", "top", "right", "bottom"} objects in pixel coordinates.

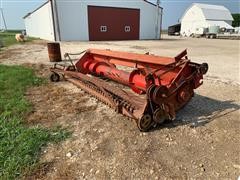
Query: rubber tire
[
  {"left": 137, "top": 114, "right": 153, "bottom": 132},
  {"left": 153, "top": 108, "right": 166, "bottom": 124},
  {"left": 50, "top": 73, "right": 60, "bottom": 82}
]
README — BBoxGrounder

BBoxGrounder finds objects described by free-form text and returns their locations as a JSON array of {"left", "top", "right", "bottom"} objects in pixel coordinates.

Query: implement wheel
[
  {"left": 153, "top": 108, "right": 166, "bottom": 124},
  {"left": 137, "top": 114, "right": 153, "bottom": 132},
  {"left": 50, "top": 73, "right": 60, "bottom": 82}
]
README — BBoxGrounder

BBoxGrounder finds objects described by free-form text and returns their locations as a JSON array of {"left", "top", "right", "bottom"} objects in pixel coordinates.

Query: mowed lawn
[{"left": 0, "top": 65, "right": 69, "bottom": 179}]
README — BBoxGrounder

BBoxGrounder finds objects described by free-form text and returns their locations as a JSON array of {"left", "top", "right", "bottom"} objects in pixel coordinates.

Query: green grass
[
  {"left": 0, "top": 31, "right": 36, "bottom": 48},
  {"left": 0, "top": 65, "right": 70, "bottom": 179}
]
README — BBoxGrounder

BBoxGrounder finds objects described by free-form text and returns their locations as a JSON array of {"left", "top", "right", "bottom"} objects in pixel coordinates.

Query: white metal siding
[
  {"left": 55, "top": 0, "right": 162, "bottom": 41},
  {"left": 180, "top": 6, "right": 206, "bottom": 36},
  {"left": 24, "top": 1, "right": 54, "bottom": 41}
]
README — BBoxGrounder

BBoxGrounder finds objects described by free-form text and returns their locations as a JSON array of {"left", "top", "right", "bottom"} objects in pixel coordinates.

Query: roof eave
[
  {"left": 23, "top": 0, "right": 50, "bottom": 19},
  {"left": 23, "top": 0, "right": 163, "bottom": 19},
  {"left": 143, "top": 0, "right": 163, "bottom": 9}
]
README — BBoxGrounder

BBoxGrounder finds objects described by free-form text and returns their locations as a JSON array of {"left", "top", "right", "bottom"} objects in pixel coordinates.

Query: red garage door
[{"left": 88, "top": 6, "right": 140, "bottom": 41}]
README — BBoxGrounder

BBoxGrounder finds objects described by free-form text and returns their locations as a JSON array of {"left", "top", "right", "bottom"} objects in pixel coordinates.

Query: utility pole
[
  {"left": 155, "top": 0, "right": 161, "bottom": 39},
  {"left": 0, "top": 8, "right": 7, "bottom": 31}
]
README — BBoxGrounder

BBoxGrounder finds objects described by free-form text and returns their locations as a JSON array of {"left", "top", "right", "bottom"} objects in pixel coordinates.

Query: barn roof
[
  {"left": 23, "top": 1, "right": 49, "bottom": 19},
  {"left": 181, "top": 3, "right": 233, "bottom": 21},
  {"left": 195, "top": 3, "right": 233, "bottom": 21}
]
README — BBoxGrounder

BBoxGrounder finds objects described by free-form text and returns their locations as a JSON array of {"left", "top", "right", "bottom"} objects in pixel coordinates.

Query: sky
[{"left": 0, "top": 0, "right": 239, "bottom": 30}]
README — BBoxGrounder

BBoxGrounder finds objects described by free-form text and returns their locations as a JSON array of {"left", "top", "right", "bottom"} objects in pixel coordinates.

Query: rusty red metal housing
[{"left": 50, "top": 48, "right": 208, "bottom": 131}]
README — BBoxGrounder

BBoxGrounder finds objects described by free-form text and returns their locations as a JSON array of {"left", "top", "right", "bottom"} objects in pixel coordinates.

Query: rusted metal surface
[
  {"left": 50, "top": 48, "right": 208, "bottom": 131},
  {"left": 47, "top": 42, "right": 62, "bottom": 62}
]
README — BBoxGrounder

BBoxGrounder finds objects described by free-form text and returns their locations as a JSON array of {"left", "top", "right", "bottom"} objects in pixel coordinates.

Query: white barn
[
  {"left": 180, "top": 3, "right": 234, "bottom": 36},
  {"left": 23, "top": 0, "right": 162, "bottom": 41}
]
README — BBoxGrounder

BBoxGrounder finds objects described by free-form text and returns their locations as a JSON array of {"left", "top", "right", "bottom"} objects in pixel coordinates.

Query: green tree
[{"left": 232, "top": 14, "right": 240, "bottom": 27}]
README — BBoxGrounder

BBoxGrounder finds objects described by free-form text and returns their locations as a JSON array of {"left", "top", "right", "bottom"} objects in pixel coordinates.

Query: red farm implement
[{"left": 50, "top": 48, "right": 208, "bottom": 131}]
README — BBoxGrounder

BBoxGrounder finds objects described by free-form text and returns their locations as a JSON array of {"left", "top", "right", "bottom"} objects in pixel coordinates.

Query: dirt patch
[
  {"left": 0, "top": 42, "right": 50, "bottom": 66},
  {"left": 30, "top": 39, "right": 49, "bottom": 46},
  {"left": 26, "top": 83, "right": 97, "bottom": 127},
  {"left": 23, "top": 63, "right": 51, "bottom": 78},
  {"left": 0, "top": 48, "right": 21, "bottom": 60},
  {"left": 25, "top": 161, "right": 55, "bottom": 180}
]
